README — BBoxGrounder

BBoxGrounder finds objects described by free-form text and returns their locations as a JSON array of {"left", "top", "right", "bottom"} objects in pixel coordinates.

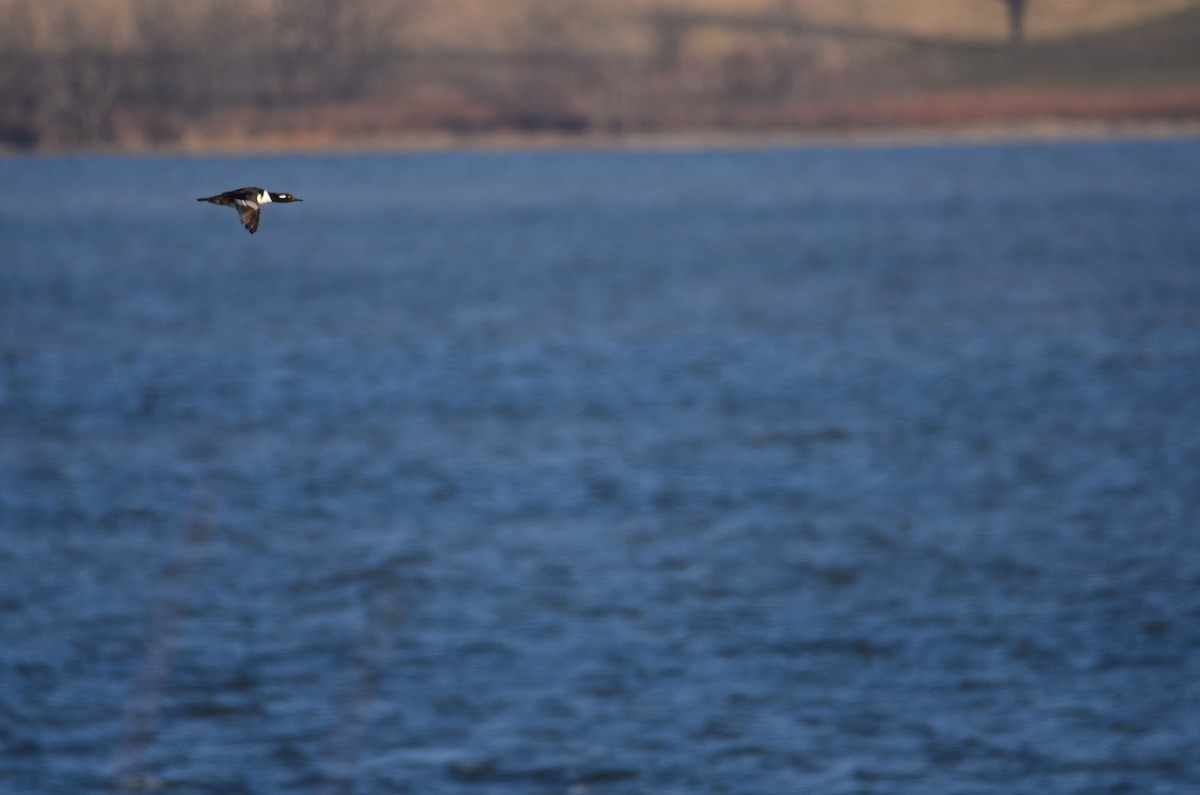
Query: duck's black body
[{"left": 197, "top": 187, "right": 302, "bottom": 234}]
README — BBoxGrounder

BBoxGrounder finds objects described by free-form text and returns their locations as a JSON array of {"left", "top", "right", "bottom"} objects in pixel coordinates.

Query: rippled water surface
[{"left": 2, "top": 140, "right": 1199, "bottom": 794}]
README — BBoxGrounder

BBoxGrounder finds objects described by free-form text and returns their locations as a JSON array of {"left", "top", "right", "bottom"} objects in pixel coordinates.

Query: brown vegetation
[{"left": 2, "top": 0, "right": 1199, "bottom": 152}]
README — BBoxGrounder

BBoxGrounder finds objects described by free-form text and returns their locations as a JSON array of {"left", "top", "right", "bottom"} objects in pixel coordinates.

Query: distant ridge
[{"left": 2, "top": 0, "right": 1198, "bottom": 152}]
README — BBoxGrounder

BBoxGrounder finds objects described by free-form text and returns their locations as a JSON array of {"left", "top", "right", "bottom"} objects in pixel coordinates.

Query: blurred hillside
[{"left": 2, "top": 0, "right": 1199, "bottom": 151}]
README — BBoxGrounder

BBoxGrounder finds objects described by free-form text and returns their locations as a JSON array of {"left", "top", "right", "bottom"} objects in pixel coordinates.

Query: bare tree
[
  {"left": 52, "top": 5, "right": 123, "bottom": 145},
  {"left": 0, "top": 0, "right": 41, "bottom": 147},
  {"left": 268, "top": 0, "right": 424, "bottom": 103},
  {"left": 493, "top": 0, "right": 607, "bottom": 132},
  {"left": 130, "top": 0, "right": 192, "bottom": 112}
]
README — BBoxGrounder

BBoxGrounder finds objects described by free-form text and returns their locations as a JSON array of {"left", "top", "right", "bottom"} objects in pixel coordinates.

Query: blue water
[{"left": 2, "top": 140, "right": 1199, "bottom": 794}]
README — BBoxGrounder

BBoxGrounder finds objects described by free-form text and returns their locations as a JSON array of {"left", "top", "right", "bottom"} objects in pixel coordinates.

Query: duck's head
[{"left": 269, "top": 192, "right": 302, "bottom": 203}]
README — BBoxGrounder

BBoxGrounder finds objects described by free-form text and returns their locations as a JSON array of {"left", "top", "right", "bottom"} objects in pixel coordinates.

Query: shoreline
[{"left": 5, "top": 118, "right": 1200, "bottom": 160}]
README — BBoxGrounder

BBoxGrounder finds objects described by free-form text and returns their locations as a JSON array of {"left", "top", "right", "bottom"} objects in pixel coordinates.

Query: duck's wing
[{"left": 235, "top": 199, "right": 261, "bottom": 233}]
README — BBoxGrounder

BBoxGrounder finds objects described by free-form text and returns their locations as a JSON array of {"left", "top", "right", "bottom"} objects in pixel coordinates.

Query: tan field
[{"left": 5, "top": 0, "right": 1196, "bottom": 50}]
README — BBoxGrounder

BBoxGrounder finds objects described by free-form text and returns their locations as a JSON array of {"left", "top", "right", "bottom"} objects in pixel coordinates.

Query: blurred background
[
  {"left": 2, "top": 0, "right": 1200, "bottom": 151},
  {"left": 3, "top": 3, "right": 1200, "bottom": 795}
]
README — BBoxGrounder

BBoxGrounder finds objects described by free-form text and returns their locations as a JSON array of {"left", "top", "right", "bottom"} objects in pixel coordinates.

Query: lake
[{"left": 2, "top": 139, "right": 1199, "bottom": 794}]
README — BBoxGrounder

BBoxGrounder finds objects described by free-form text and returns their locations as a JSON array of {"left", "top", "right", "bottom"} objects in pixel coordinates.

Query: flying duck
[{"left": 197, "top": 187, "right": 302, "bottom": 233}]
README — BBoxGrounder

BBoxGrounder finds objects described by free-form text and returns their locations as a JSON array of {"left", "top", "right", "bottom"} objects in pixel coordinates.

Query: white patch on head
[{"left": 259, "top": 189, "right": 272, "bottom": 203}]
